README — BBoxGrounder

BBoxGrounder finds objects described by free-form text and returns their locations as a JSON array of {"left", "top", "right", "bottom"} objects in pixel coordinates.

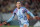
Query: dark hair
[{"left": 16, "top": 1, "right": 21, "bottom": 3}]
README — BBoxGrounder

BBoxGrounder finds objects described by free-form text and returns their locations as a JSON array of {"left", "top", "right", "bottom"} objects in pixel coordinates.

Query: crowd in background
[
  {"left": 0, "top": 0, "right": 40, "bottom": 16},
  {"left": 0, "top": 0, "right": 40, "bottom": 25}
]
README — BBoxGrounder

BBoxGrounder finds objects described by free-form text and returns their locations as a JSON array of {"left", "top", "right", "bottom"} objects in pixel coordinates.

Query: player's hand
[
  {"left": 2, "top": 21, "right": 7, "bottom": 25},
  {"left": 33, "top": 16, "right": 39, "bottom": 20},
  {"left": 33, "top": 17, "right": 36, "bottom": 20},
  {"left": 35, "top": 16, "right": 39, "bottom": 20}
]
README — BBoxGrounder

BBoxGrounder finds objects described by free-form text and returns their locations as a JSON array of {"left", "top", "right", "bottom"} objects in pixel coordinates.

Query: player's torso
[{"left": 15, "top": 8, "right": 27, "bottom": 20}]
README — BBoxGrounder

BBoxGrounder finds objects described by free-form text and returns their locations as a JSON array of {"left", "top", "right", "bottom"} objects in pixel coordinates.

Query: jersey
[{"left": 7, "top": 7, "right": 35, "bottom": 23}]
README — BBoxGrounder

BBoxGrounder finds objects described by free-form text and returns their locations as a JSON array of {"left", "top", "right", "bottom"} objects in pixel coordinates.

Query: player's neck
[{"left": 17, "top": 7, "right": 20, "bottom": 9}]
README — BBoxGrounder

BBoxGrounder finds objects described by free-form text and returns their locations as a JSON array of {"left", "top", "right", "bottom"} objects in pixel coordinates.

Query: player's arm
[
  {"left": 7, "top": 9, "right": 17, "bottom": 23},
  {"left": 6, "top": 13, "right": 15, "bottom": 23},
  {"left": 2, "top": 13, "right": 15, "bottom": 25},
  {"left": 25, "top": 8, "right": 35, "bottom": 18},
  {"left": 2, "top": 9, "right": 16, "bottom": 24}
]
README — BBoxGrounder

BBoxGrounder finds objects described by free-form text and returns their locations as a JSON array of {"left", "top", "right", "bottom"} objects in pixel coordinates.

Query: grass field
[
  {"left": 0, "top": 25, "right": 33, "bottom": 27},
  {"left": 0, "top": 25, "right": 19, "bottom": 27},
  {"left": 0, "top": 25, "right": 40, "bottom": 27}
]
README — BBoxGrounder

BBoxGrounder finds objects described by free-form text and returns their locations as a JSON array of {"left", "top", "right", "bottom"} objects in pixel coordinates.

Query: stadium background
[{"left": 0, "top": 0, "right": 40, "bottom": 27}]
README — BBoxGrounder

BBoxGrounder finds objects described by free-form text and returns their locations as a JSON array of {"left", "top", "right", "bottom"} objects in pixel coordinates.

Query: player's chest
[{"left": 16, "top": 9, "right": 24, "bottom": 16}]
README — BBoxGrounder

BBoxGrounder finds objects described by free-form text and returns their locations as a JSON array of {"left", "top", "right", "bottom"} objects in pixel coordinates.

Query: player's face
[{"left": 16, "top": 2, "right": 21, "bottom": 8}]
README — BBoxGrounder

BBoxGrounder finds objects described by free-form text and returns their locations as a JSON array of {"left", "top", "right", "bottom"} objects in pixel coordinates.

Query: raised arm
[{"left": 25, "top": 8, "right": 35, "bottom": 18}]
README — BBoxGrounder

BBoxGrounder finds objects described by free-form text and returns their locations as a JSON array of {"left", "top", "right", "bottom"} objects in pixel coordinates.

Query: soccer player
[{"left": 3, "top": 1, "right": 36, "bottom": 27}]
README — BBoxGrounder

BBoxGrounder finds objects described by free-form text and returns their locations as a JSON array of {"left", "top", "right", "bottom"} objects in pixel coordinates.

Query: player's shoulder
[
  {"left": 21, "top": 7, "right": 28, "bottom": 10},
  {"left": 13, "top": 8, "right": 17, "bottom": 13},
  {"left": 21, "top": 7, "right": 27, "bottom": 9},
  {"left": 21, "top": 7, "right": 26, "bottom": 9},
  {"left": 14, "top": 8, "right": 17, "bottom": 11}
]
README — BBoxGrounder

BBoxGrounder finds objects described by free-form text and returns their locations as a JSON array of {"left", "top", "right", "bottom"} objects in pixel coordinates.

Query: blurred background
[{"left": 0, "top": 0, "right": 40, "bottom": 27}]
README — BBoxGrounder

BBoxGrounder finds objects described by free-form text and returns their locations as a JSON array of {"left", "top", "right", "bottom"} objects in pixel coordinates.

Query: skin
[
  {"left": 16, "top": 2, "right": 21, "bottom": 9},
  {"left": 24, "top": 24, "right": 28, "bottom": 27}
]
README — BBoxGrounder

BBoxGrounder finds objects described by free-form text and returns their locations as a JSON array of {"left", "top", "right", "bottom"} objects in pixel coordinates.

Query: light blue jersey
[{"left": 7, "top": 7, "right": 35, "bottom": 26}]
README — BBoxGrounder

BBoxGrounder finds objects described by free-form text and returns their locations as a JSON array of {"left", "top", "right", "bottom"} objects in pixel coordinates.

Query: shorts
[{"left": 18, "top": 19, "right": 29, "bottom": 26}]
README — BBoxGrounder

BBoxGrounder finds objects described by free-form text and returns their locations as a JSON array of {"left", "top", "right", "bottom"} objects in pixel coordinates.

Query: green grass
[
  {"left": 0, "top": 25, "right": 33, "bottom": 27},
  {"left": 0, "top": 25, "right": 19, "bottom": 27}
]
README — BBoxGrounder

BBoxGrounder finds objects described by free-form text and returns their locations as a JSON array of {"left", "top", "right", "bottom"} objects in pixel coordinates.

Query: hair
[{"left": 16, "top": 1, "right": 21, "bottom": 3}]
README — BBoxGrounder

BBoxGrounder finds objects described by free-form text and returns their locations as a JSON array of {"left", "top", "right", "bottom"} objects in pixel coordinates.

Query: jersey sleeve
[
  {"left": 7, "top": 9, "right": 16, "bottom": 23},
  {"left": 25, "top": 8, "right": 35, "bottom": 18}
]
